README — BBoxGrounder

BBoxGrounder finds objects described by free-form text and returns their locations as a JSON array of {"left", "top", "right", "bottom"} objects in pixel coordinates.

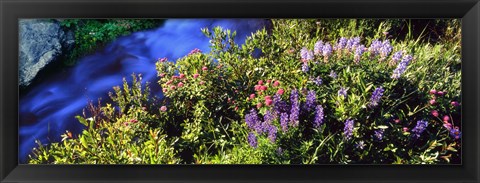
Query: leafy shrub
[{"left": 30, "top": 19, "right": 461, "bottom": 164}]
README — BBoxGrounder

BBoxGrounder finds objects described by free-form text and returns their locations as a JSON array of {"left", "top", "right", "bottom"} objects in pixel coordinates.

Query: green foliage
[
  {"left": 30, "top": 74, "right": 179, "bottom": 164},
  {"left": 60, "top": 19, "right": 162, "bottom": 65},
  {"left": 30, "top": 19, "right": 461, "bottom": 164}
]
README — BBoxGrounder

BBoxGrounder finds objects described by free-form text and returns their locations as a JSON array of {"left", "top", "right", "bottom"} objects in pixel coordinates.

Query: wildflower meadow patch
[{"left": 23, "top": 19, "right": 461, "bottom": 164}]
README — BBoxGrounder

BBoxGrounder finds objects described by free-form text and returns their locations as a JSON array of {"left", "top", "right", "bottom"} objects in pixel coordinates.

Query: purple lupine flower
[
  {"left": 313, "top": 105, "right": 325, "bottom": 128},
  {"left": 273, "top": 94, "right": 289, "bottom": 114},
  {"left": 343, "top": 119, "right": 355, "bottom": 140},
  {"left": 411, "top": 120, "right": 428, "bottom": 138},
  {"left": 259, "top": 120, "right": 271, "bottom": 134},
  {"left": 289, "top": 89, "right": 300, "bottom": 127},
  {"left": 380, "top": 40, "right": 393, "bottom": 60},
  {"left": 280, "top": 113, "right": 289, "bottom": 132},
  {"left": 248, "top": 132, "right": 258, "bottom": 148},
  {"left": 449, "top": 127, "right": 461, "bottom": 139},
  {"left": 311, "top": 76, "right": 323, "bottom": 86},
  {"left": 391, "top": 54, "right": 413, "bottom": 79},
  {"left": 374, "top": 129, "right": 385, "bottom": 141},
  {"left": 304, "top": 90, "right": 317, "bottom": 111},
  {"left": 300, "top": 47, "right": 309, "bottom": 61},
  {"left": 267, "top": 125, "right": 278, "bottom": 142},
  {"left": 306, "top": 50, "right": 314, "bottom": 61},
  {"left": 354, "top": 45, "right": 366, "bottom": 64},
  {"left": 329, "top": 70, "right": 337, "bottom": 79},
  {"left": 322, "top": 43, "right": 333, "bottom": 58},
  {"left": 368, "top": 86, "right": 385, "bottom": 107},
  {"left": 391, "top": 50, "right": 403, "bottom": 64},
  {"left": 314, "top": 40, "right": 324, "bottom": 55},
  {"left": 302, "top": 62, "right": 310, "bottom": 73},
  {"left": 264, "top": 110, "right": 276, "bottom": 125},
  {"left": 301, "top": 47, "right": 313, "bottom": 62},
  {"left": 346, "top": 38, "right": 353, "bottom": 50},
  {"left": 338, "top": 87, "right": 348, "bottom": 98},
  {"left": 335, "top": 37, "right": 348, "bottom": 50},
  {"left": 245, "top": 109, "right": 260, "bottom": 130},
  {"left": 368, "top": 39, "right": 383, "bottom": 56},
  {"left": 346, "top": 37, "right": 361, "bottom": 52},
  {"left": 355, "top": 140, "right": 366, "bottom": 150}
]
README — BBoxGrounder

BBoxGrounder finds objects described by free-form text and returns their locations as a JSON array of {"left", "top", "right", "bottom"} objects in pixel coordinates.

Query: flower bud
[
  {"left": 451, "top": 101, "right": 459, "bottom": 107},
  {"left": 256, "top": 103, "right": 263, "bottom": 109},
  {"left": 160, "top": 106, "right": 167, "bottom": 112},
  {"left": 443, "top": 115, "right": 450, "bottom": 122},
  {"left": 273, "top": 80, "right": 280, "bottom": 87}
]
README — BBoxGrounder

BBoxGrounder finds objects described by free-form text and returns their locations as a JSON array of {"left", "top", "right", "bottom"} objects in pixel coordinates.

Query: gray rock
[{"left": 19, "top": 19, "right": 74, "bottom": 87}]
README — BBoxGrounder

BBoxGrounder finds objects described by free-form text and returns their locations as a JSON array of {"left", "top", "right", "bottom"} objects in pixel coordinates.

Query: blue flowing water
[{"left": 19, "top": 19, "right": 269, "bottom": 163}]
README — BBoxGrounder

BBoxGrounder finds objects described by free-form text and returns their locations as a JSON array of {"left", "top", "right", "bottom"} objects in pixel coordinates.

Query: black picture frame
[{"left": 1, "top": 0, "right": 479, "bottom": 182}]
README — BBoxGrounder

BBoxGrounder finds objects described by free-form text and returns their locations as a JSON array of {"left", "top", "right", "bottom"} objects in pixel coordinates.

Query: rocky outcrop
[{"left": 19, "top": 19, "right": 74, "bottom": 87}]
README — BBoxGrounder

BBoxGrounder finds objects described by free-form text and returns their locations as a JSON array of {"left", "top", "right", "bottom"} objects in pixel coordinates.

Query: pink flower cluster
[
  {"left": 428, "top": 89, "right": 461, "bottom": 139},
  {"left": 249, "top": 79, "right": 284, "bottom": 109}
]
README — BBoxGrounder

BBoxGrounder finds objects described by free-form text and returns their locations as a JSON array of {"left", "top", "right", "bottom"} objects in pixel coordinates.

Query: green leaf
[
  {"left": 80, "top": 136, "right": 88, "bottom": 149},
  {"left": 376, "top": 125, "right": 389, "bottom": 129},
  {"left": 76, "top": 116, "right": 88, "bottom": 127}
]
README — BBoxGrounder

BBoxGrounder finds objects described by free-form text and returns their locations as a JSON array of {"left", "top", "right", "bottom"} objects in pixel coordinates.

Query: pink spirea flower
[
  {"left": 166, "top": 80, "right": 173, "bottom": 85},
  {"left": 179, "top": 74, "right": 185, "bottom": 79},
  {"left": 254, "top": 85, "right": 261, "bottom": 91},
  {"left": 260, "top": 86, "right": 268, "bottom": 91},
  {"left": 159, "top": 73, "right": 166, "bottom": 77},
  {"left": 273, "top": 80, "right": 280, "bottom": 87},
  {"left": 170, "top": 86, "right": 176, "bottom": 90},
  {"left": 443, "top": 122, "right": 452, "bottom": 130},
  {"left": 403, "top": 127, "right": 409, "bottom": 132},
  {"left": 429, "top": 99, "right": 437, "bottom": 105},
  {"left": 265, "top": 95, "right": 272, "bottom": 100},
  {"left": 277, "top": 88, "right": 284, "bottom": 95},
  {"left": 250, "top": 94, "right": 256, "bottom": 100},
  {"left": 437, "top": 91, "right": 445, "bottom": 96},
  {"left": 267, "top": 79, "right": 271, "bottom": 84},
  {"left": 162, "top": 88, "right": 168, "bottom": 93},
  {"left": 158, "top": 57, "right": 168, "bottom": 62},
  {"left": 258, "top": 80, "right": 264, "bottom": 85},
  {"left": 177, "top": 82, "right": 184, "bottom": 87},
  {"left": 394, "top": 119, "right": 401, "bottom": 124},
  {"left": 202, "top": 66, "right": 208, "bottom": 71},
  {"left": 256, "top": 103, "right": 263, "bottom": 109},
  {"left": 429, "top": 89, "right": 437, "bottom": 95},
  {"left": 130, "top": 119, "right": 138, "bottom": 123},
  {"left": 188, "top": 48, "right": 202, "bottom": 55},
  {"left": 265, "top": 99, "right": 273, "bottom": 106},
  {"left": 199, "top": 81, "right": 205, "bottom": 85},
  {"left": 160, "top": 106, "right": 167, "bottom": 112},
  {"left": 193, "top": 73, "right": 199, "bottom": 79},
  {"left": 451, "top": 101, "right": 460, "bottom": 106},
  {"left": 431, "top": 110, "right": 439, "bottom": 117},
  {"left": 443, "top": 115, "right": 450, "bottom": 122}
]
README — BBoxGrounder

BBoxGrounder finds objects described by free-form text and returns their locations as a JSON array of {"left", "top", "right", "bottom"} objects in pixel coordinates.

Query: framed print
[{"left": 1, "top": 0, "right": 479, "bottom": 182}]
